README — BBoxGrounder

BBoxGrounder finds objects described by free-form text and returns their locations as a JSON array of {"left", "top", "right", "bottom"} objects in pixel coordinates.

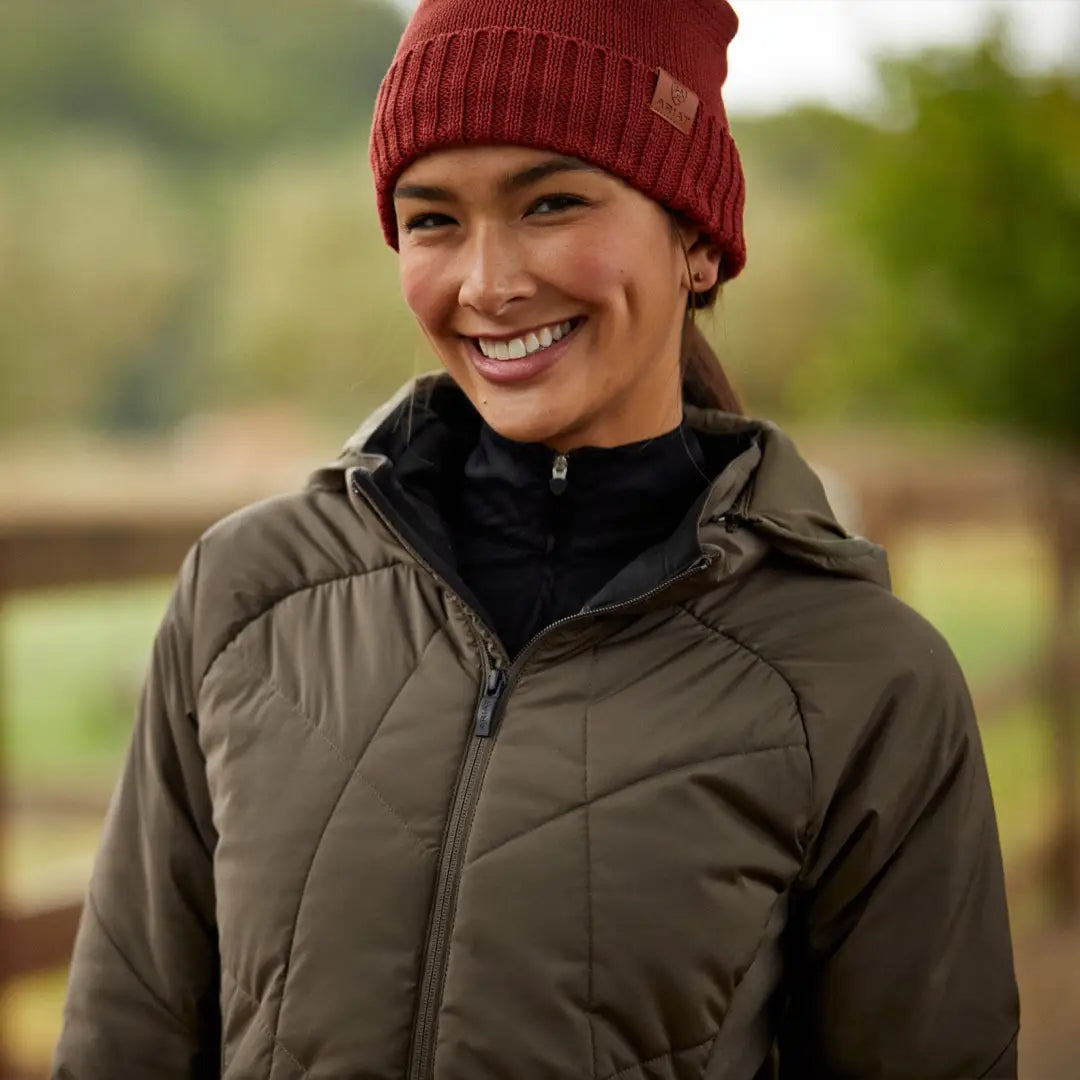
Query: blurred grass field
[{"left": 0, "top": 521, "right": 1070, "bottom": 1068}]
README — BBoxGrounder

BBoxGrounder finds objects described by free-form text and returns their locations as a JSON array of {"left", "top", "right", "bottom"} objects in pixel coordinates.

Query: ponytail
[{"left": 681, "top": 317, "right": 742, "bottom": 415}]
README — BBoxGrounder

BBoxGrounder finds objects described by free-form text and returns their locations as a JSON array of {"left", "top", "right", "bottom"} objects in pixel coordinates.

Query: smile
[{"left": 474, "top": 319, "right": 583, "bottom": 361}]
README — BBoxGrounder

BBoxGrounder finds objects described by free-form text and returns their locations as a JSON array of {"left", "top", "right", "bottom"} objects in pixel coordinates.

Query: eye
[
  {"left": 403, "top": 212, "right": 456, "bottom": 233},
  {"left": 528, "top": 194, "right": 588, "bottom": 216}
]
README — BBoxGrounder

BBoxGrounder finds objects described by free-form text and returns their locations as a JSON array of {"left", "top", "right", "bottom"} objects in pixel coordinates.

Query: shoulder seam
[{"left": 677, "top": 602, "right": 815, "bottom": 828}]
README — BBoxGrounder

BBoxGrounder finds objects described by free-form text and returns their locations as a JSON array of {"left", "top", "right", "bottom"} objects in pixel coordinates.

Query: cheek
[
  {"left": 541, "top": 242, "right": 633, "bottom": 311},
  {"left": 398, "top": 253, "right": 454, "bottom": 331},
  {"left": 545, "top": 222, "right": 672, "bottom": 317}
]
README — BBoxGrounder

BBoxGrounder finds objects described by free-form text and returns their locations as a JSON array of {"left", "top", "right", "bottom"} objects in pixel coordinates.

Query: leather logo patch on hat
[{"left": 651, "top": 68, "right": 700, "bottom": 136}]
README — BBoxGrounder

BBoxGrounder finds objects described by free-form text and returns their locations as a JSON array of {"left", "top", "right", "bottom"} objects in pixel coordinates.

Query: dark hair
[
  {"left": 681, "top": 286, "right": 742, "bottom": 415},
  {"left": 672, "top": 217, "right": 743, "bottom": 415}
]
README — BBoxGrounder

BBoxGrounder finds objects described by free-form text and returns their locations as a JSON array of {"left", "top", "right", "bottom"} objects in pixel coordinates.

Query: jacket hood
[
  {"left": 683, "top": 401, "right": 890, "bottom": 589},
  {"left": 310, "top": 372, "right": 890, "bottom": 591}
]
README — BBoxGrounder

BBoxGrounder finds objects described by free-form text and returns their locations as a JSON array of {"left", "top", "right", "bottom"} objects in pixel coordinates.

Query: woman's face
[{"left": 393, "top": 145, "right": 720, "bottom": 450}]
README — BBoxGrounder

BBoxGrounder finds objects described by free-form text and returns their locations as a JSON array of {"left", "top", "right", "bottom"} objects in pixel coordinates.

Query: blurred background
[{"left": 0, "top": 0, "right": 1077, "bottom": 1075}]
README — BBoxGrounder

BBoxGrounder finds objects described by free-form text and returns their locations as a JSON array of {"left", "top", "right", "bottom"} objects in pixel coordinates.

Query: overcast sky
[{"left": 387, "top": 0, "right": 1080, "bottom": 115}]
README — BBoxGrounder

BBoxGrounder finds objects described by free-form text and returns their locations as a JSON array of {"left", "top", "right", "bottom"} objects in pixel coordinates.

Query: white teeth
[{"left": 477, "top": 319, "right": 578, "bottom": 360}]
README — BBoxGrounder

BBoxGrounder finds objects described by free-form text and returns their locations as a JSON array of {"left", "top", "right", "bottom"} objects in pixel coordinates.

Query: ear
[{"left": 674, "top": 219, "right": 723, "bottom": 293}]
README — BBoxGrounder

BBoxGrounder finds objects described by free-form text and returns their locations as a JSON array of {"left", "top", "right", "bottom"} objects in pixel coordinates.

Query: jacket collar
[{"left": 310, "top": 373, "right": 890, "bottom": 603}]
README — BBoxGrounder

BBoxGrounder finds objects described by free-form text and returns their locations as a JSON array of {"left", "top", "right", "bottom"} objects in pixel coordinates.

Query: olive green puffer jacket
[{"left": 54, "top": 375, "right": 1019, "bottom": 1080}]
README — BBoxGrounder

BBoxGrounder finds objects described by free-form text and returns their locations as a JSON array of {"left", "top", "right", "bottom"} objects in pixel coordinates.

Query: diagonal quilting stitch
[
  {"left": 240, "top": 638, "right": 352, "bottom": 770},
  {"left": 237, "top": 619, "right": 445, "bottom": 770},
  {"left": 255, "top": 665, "right": 434, "bottom": 858},
  {"left": 354, "top": 765, "right": 439, "bottom": 860},
  {"left": 220, "top": 971, "right": 242, "bottom": 1071},
  {"left": 465, "top": 743, "right": 804, "bottom": 873},
  {"left": 267, "top": 765, "right": 353, "bottom": 1065},
  {"left": 84, "top": 889, "right": 190, "bottom": 1034},
  {"left": 271, "top": 1039, "right": 309, "bottom": 1080},
  {"left": 349, "top": 624, "right": 447, "bottom": 779},
  {"left": 221, "top": 969, "right": 307, "bottom": 1078},
  {"left": 199, "top": 563, "right": 413, "bottom": 694},
  {"left": 266, "top": 626, "right": 447, "bottom": 1056},
  {"left": 236, "top": 626, "right": 446, "bottom": 857},
  {"left": 598, "top": 1031, "right": 718, "bottom": 1080}
]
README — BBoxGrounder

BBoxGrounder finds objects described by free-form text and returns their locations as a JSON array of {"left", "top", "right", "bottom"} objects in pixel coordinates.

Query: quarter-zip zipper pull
[
  {"left": 550, "top": 453, "right": 569, "bottom": 495},
  {"left": 474, "top": 664, "right": 507, "bottom": 737}
]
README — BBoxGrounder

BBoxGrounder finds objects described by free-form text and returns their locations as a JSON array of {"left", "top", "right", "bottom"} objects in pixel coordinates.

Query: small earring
[{"left": 692, "top": 271, "right": 704, "bottom": 284}]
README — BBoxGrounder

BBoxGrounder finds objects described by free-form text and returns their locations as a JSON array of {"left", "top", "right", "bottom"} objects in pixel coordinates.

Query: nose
[{"left": 457, "top": 222, "right": 535, "bottom": 316}]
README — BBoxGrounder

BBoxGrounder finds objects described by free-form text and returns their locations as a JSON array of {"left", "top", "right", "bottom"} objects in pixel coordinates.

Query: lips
[{"left": 465, "top": 317, "right": 586, "bottom": 386}]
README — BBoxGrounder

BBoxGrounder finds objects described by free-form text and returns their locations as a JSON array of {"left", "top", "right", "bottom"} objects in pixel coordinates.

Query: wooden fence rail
[{"left": 0, "top": 506, "right": 222, "bottom": 1080}]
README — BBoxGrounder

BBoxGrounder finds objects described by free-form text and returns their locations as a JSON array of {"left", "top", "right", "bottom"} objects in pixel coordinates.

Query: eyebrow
[{"left": 393, "top": 156, "right": 603, "bottom": 202}]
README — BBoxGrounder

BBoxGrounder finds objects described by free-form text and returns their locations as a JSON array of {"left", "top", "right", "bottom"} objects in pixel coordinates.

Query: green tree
[
  {"left": 823, "top": 28, "right": 1080, "bottom": 919},
  {"left": 0, "top": 0, "right": 407, "bottom": 432},
  {"left": 719, "top": 107, "right": 880, "bottom": 416},
  {"left": 0, "top": 0, "right": 405, "bottom": 165},
  {"left": 209, "top": 145, "right": 422, "bottom": 424},
  {"left": 831, "top": 24, "right": 1080, "bottom": 448},
  {"left": 0, "top": 137, "right": 198, "bottom": 431}
]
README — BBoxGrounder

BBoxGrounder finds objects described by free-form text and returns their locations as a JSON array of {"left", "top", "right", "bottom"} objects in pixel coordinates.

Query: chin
[
  {"left": 480, "top": 408, "right": 573, "bottom": 447},
  {"left": 471, "top": 389, "right": 584, "bottom": 449}
]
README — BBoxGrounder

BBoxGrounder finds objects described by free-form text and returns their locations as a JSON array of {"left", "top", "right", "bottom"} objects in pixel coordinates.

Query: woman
[{"left": 54, "top": 1, "right": 1020, "bottom": 1077}]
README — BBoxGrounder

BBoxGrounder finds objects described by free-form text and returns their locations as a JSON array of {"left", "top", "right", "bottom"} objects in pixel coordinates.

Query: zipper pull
[
  {"left": 550, "top": 453, "right": 569, "bottom": 495},
  {"left": 474, "top": 665, "right": 507, "bottom": 737}
]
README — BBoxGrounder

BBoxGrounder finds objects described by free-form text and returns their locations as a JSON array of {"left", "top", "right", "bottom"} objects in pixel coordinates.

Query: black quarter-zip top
[{"left": 450, "top": 419, "right": 711, "bottom": 657}]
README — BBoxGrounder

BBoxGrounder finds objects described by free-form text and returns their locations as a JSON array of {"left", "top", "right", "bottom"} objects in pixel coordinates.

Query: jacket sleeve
[
  {"left": 778, "top": 639, "right": 1020, "bottom": 1079},
  {"left": 53, "top": 543, "right": 221, "bottom": 1079}
]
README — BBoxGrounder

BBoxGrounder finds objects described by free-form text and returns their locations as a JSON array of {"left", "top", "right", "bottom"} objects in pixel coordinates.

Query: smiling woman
[{"left": 53, "top": 2, "right": 1019, "bottom": 1079}]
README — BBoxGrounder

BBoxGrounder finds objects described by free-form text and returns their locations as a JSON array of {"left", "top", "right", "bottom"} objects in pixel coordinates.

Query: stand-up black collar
[
  {"left": 459, "top": 420, "right": 710, "bottom": 561},
  {"left": 450, "top": 419, "right": 711, "bottom": 655}
]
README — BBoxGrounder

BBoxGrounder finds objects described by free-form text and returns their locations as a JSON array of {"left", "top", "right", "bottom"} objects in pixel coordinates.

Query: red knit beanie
[{"left": 370, "top": 0, "right": 746, "bottom": 281}]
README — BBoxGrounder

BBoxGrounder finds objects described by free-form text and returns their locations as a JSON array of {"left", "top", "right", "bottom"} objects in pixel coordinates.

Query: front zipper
[
  {"left": 351, "top": 472, "right": 508, "bottom": 1080},
  {"left": 549, "top": 452, "right": 569, "bottom": 494},
  {"left": 474, "top": 664, "right": 508, "bottom": 737},
  {"left": 409, "top": 651, "right": 499, "bottom": 1080},
  {"left": 351, "top": 469, "right": 718, "bottom": 1080}
]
